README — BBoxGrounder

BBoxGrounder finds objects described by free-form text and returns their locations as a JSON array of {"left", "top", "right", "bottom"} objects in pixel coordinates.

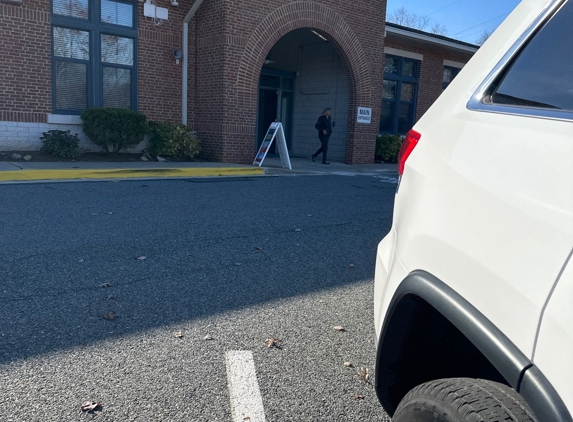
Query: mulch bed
[{"left": 0, "top": 150, "right": 204, "bottom": 163}]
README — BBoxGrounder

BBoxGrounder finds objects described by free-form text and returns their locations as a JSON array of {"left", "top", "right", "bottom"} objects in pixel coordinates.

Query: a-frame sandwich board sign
[{"left": 253, "top": 122, "right": 292, "bottom": 170}]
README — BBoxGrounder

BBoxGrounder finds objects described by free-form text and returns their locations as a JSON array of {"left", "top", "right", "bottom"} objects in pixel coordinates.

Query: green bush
[
  {"left": 80, "top": 108, "right": 147, "bottom": 153},
  {"left": 148, "top": 121, "right": 201, "bottom": 159},
  {"left": 376, "top": 134, "right": 403, "bottom": 163},
  {"left": 40, "top": 130, "right": 82, "bottom": 158}
]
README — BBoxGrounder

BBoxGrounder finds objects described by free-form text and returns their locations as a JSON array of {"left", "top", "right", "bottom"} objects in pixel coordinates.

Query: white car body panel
[
  {"left": 374, "top": 0, "right": 573, "bottom": 413},
  {"left": 534, "top": 255, "right": 573, "bottom": 413}
]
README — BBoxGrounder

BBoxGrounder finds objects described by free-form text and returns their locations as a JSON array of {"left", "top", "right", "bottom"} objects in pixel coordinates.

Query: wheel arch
[{"left": 375, "top": 270, "right": 571, "bottom": 422}]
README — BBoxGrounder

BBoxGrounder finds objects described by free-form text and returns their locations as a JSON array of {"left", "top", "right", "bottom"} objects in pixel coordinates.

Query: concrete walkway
[{"left": 0, "top": 155, "right": 397, "bottom": 182}]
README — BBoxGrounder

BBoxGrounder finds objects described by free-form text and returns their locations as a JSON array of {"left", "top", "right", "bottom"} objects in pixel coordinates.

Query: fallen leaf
[
  {"left": 135, "top": 256, "right": 146, "bottom": 260},
  {"left": 100, "top": 283, "right": 112, "bottom": 288},
  {"left": 334, "top": 326, "right": 346, "bottom": 332},
  {"left": 81, "top": 401, "right": 101, "bottom": 412},
  {"left": 102, "top": 312, "right": 117, "bottom": 321},
  {"left": 348, "top": 264, "right": 355, "bottom": 270},
  {"left": 204, "top": 335, "right": 214, "bottom": 341},
  {"left": 344, "top": 362, "right": 353, "bottom": 367},
  {"left": 265, "top": 338, "right": 281, "bottom": 348},
  {"left": 358, "top": 367, "right": 370, "bottom": 382},
  {"left": 354, "top": 395, "right": 365, "bottom": 400},
  {"left": 174, "top": 331, "right": 183, "bottom": 338}
]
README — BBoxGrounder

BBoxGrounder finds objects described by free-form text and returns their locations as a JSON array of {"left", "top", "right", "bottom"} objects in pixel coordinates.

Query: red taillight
[{"left": 398, "top": 129, "right": 421, "bottom": 175}]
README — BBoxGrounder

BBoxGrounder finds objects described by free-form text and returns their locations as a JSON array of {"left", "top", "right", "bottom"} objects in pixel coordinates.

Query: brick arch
[{"left": 235, "top": 2, "right": 372, "bottom": 138}]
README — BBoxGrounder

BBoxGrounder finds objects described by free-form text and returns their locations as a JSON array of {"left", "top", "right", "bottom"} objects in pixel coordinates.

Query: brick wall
[
  {"left": 1, "top": 0, "right": 386, "bottom": 163},
  {"left": 0, "top": 0, "right": 51, "bottom": 124}
]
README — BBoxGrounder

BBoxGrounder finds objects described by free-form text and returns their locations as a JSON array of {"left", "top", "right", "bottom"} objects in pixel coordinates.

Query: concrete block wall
[
  {"left": 291, "top": 43, "right": 349, "bottom": 161},
  {"left": 0, "top": 122, "right": 92, "bottom": 151}
]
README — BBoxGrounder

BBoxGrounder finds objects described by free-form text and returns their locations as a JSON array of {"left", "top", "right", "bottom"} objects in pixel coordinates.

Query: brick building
[{"left": 0, "top": 0, "right": 477, "bottom": 164}]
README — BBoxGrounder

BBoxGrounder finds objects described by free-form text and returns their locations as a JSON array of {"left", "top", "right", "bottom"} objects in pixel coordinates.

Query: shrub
[
  {"left": 376, "top": 134, "right": 403, "bottom": 163},
  {"left": 80, "top": 108, "right": 147, "bottom": 153},
  {"left": 40, "top": 130, "right": 82, "bottom": 158},
  {"left": 148, "top": 121, "right": 201, "bottom": 159}
]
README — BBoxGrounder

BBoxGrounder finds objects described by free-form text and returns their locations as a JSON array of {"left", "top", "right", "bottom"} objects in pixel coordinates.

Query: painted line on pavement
[
  {"left": 226, "top": 351, "right": 267, "bottom": 422},
  {"left": 0, "top": 167, "right": 264, "bottom": 182}
]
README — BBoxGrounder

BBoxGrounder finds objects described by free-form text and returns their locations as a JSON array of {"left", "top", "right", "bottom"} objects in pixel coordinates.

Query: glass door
[{"left": 257, "top": 70, "right": 295, "bottom": 153}]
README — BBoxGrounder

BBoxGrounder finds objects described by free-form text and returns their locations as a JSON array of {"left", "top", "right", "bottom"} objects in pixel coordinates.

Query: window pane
[
  {"left": 54, "top": 27, "right": 89, "bottom": 60},
  {"left": 401, "top": 83, "right": 414, "bottom": 102},
  {"left": 101, "top": 35, "right": 134, "bottom": 65},
  {"left": 383, "top": 80, "right": 397, "bottom": 100},
  {"left": 103, "top": 67, "right": 131, "bottom": 108},
  {"left": 53, "top": 0, "right": 88, "bottom": 19},
  {"left": 492, "top": 0, "right": 573, "bottom": 110},
  {"left": 379, "top": 102, "right": 394, "bottom": 133},
  {"left": 55, "top": 61, "right": 87, "bottom": 110},
  {"left": 402, "top": 59, "right": 416, "bottom": 77},
  {"left": 443, "top": 68, "right": 454, "bottom": 85},
  {"left": 398, "top": 103, "right": 413, "bottom": 134},
  {"left": 384, "top": 56, "right": 398, "bottom": 75},
  {"left": 101, "top": 0, "right": 134, "bottom": 27},
  {"left": 259, "top": 74, "right": 280, "bottom": 89},
  {"left": 281, "top": 77, "right": 294, "bottom": 91}
]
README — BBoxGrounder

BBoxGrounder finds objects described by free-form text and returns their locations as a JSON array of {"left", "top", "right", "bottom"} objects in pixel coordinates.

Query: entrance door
[{"left": 257, "top": 69, "right": 295, "bottom": 153}]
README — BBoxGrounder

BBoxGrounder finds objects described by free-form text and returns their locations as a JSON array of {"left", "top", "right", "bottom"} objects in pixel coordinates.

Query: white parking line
[{"left": 225, "top": 351, "right": 267, "bottom": 422}]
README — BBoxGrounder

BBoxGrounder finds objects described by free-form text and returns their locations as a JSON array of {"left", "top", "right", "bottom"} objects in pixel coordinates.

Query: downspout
[{"left": 182, "top": 0, "right": 204, "bottom": 125}]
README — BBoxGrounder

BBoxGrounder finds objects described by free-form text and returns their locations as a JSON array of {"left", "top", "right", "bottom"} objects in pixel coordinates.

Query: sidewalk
[{"left": 0, "top": 155, "right": 397, "bottom": 182}]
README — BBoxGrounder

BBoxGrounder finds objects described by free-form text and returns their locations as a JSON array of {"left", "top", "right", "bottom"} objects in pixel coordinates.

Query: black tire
[{"left": 392, "top": 378, "right": 537, "bottom": 422}]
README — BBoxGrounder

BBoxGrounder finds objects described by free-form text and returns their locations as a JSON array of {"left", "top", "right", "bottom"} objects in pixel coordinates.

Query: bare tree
[
  {"left": 476, "top": 29, "right": 493, "bottom": 45},
  {"left": 388, "top": 7, "right": 431, "bottom": 31},
  {"left": 430, "top": 23, "right": 448, "bottom": 36}
]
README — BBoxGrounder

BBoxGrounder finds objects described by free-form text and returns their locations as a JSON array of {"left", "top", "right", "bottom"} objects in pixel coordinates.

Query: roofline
[{"left": 385, "top": 22, "right": 479, "bottom": 53}]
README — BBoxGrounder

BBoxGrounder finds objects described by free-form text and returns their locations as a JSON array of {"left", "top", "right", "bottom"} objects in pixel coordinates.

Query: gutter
[
  {"left": 385, "top": 25, "right": 478, "bottom": 53},
  {"left": 182, "top": 0, "right": 204, "bottom": 125}
]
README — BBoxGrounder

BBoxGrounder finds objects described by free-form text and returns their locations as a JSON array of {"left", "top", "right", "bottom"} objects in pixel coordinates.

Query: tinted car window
[{"left": 492, "top": 0, "right": 573, "bottom": 110}]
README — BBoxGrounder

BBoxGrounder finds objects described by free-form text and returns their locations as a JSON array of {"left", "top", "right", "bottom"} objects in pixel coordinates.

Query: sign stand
[{"left": 253, "top": 122, "right": 292, "bottom": 170}]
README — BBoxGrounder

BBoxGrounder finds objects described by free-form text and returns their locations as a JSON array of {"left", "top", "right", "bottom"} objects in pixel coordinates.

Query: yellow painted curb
[{"left": 0, "top": 167, "right": 265, "bottom": 181}]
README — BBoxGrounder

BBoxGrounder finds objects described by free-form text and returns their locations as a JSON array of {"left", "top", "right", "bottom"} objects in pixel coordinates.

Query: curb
[{"left": 0, "top": 167, "right": 265, "bottom": 182}]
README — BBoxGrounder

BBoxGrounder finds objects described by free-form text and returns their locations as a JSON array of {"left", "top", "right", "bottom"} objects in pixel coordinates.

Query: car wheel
[{"left": 392, "top": 378, "right": 537, "bottom": 422}]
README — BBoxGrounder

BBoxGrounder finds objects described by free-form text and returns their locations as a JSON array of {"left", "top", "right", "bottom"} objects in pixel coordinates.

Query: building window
[
  {"left": 443, "top": 66, "right": 461, "bottom": 89},
  {"left": 51, "top": 0, "right": 137, "bottom": 114},
  {"left": 379, "top": 55, "right": 420, "bottom": 136}
]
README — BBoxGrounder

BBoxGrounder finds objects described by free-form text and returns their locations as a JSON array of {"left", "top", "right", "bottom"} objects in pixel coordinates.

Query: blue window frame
[
  {"left": 379, "top": 55, "right": 420, "bottom": 136},
  {"left": 51, "top": 0, "right": 137, "bottom": 114}
]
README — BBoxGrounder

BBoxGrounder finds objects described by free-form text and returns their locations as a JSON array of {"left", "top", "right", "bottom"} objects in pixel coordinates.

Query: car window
[{"left": 491, "top": 0, "right": 573, "bottom": 111}]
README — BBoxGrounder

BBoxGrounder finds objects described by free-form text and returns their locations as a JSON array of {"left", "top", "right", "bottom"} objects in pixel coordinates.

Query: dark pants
[{"left": 313, "top": 137, "right": 329, "bottom": 162}]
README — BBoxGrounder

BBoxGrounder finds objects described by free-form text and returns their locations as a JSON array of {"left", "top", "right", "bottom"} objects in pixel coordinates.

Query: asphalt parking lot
[{"left": 0, "top": 173, "right": 396, "bottom": 421}]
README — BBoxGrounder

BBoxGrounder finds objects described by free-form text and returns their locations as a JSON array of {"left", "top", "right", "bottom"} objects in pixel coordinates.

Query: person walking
[{"left": 312, "top": 107, "right": 332, "bottom": 165}]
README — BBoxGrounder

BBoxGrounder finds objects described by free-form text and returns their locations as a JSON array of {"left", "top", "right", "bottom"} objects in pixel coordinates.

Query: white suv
[{"left": 373, "top": 0, "right": 573, "bottom": 421}]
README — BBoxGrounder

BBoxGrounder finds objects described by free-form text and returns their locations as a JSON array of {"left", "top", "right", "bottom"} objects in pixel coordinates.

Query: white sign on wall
[
  {"left": 357, "top": 107, "right": 372, "bottom": 124},
  {"left": 253, "top": 122, "right": 292, "bottom": 170}
]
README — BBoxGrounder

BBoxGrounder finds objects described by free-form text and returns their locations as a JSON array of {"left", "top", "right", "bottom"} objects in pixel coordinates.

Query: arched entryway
[
  {"left": 227, "top": 2, "right": 381, "bottom": 165},
  {"left": 256, "top": 28, "right": 350, "bottom": 162}
]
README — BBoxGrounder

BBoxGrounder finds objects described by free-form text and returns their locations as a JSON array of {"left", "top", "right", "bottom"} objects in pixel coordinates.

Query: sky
[{"left": 386, "top": 0, "right": 522, "bottom": 44}]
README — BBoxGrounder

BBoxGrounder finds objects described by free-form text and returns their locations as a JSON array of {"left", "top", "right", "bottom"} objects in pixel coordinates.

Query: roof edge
[{"left": 385, "top": 22, "right": 479, "bottom": 53}]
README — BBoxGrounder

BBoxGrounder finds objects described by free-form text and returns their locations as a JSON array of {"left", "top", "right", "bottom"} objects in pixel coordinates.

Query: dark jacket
[{"left": 316, "top": 115, "right": 332, "bottom": 140}]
